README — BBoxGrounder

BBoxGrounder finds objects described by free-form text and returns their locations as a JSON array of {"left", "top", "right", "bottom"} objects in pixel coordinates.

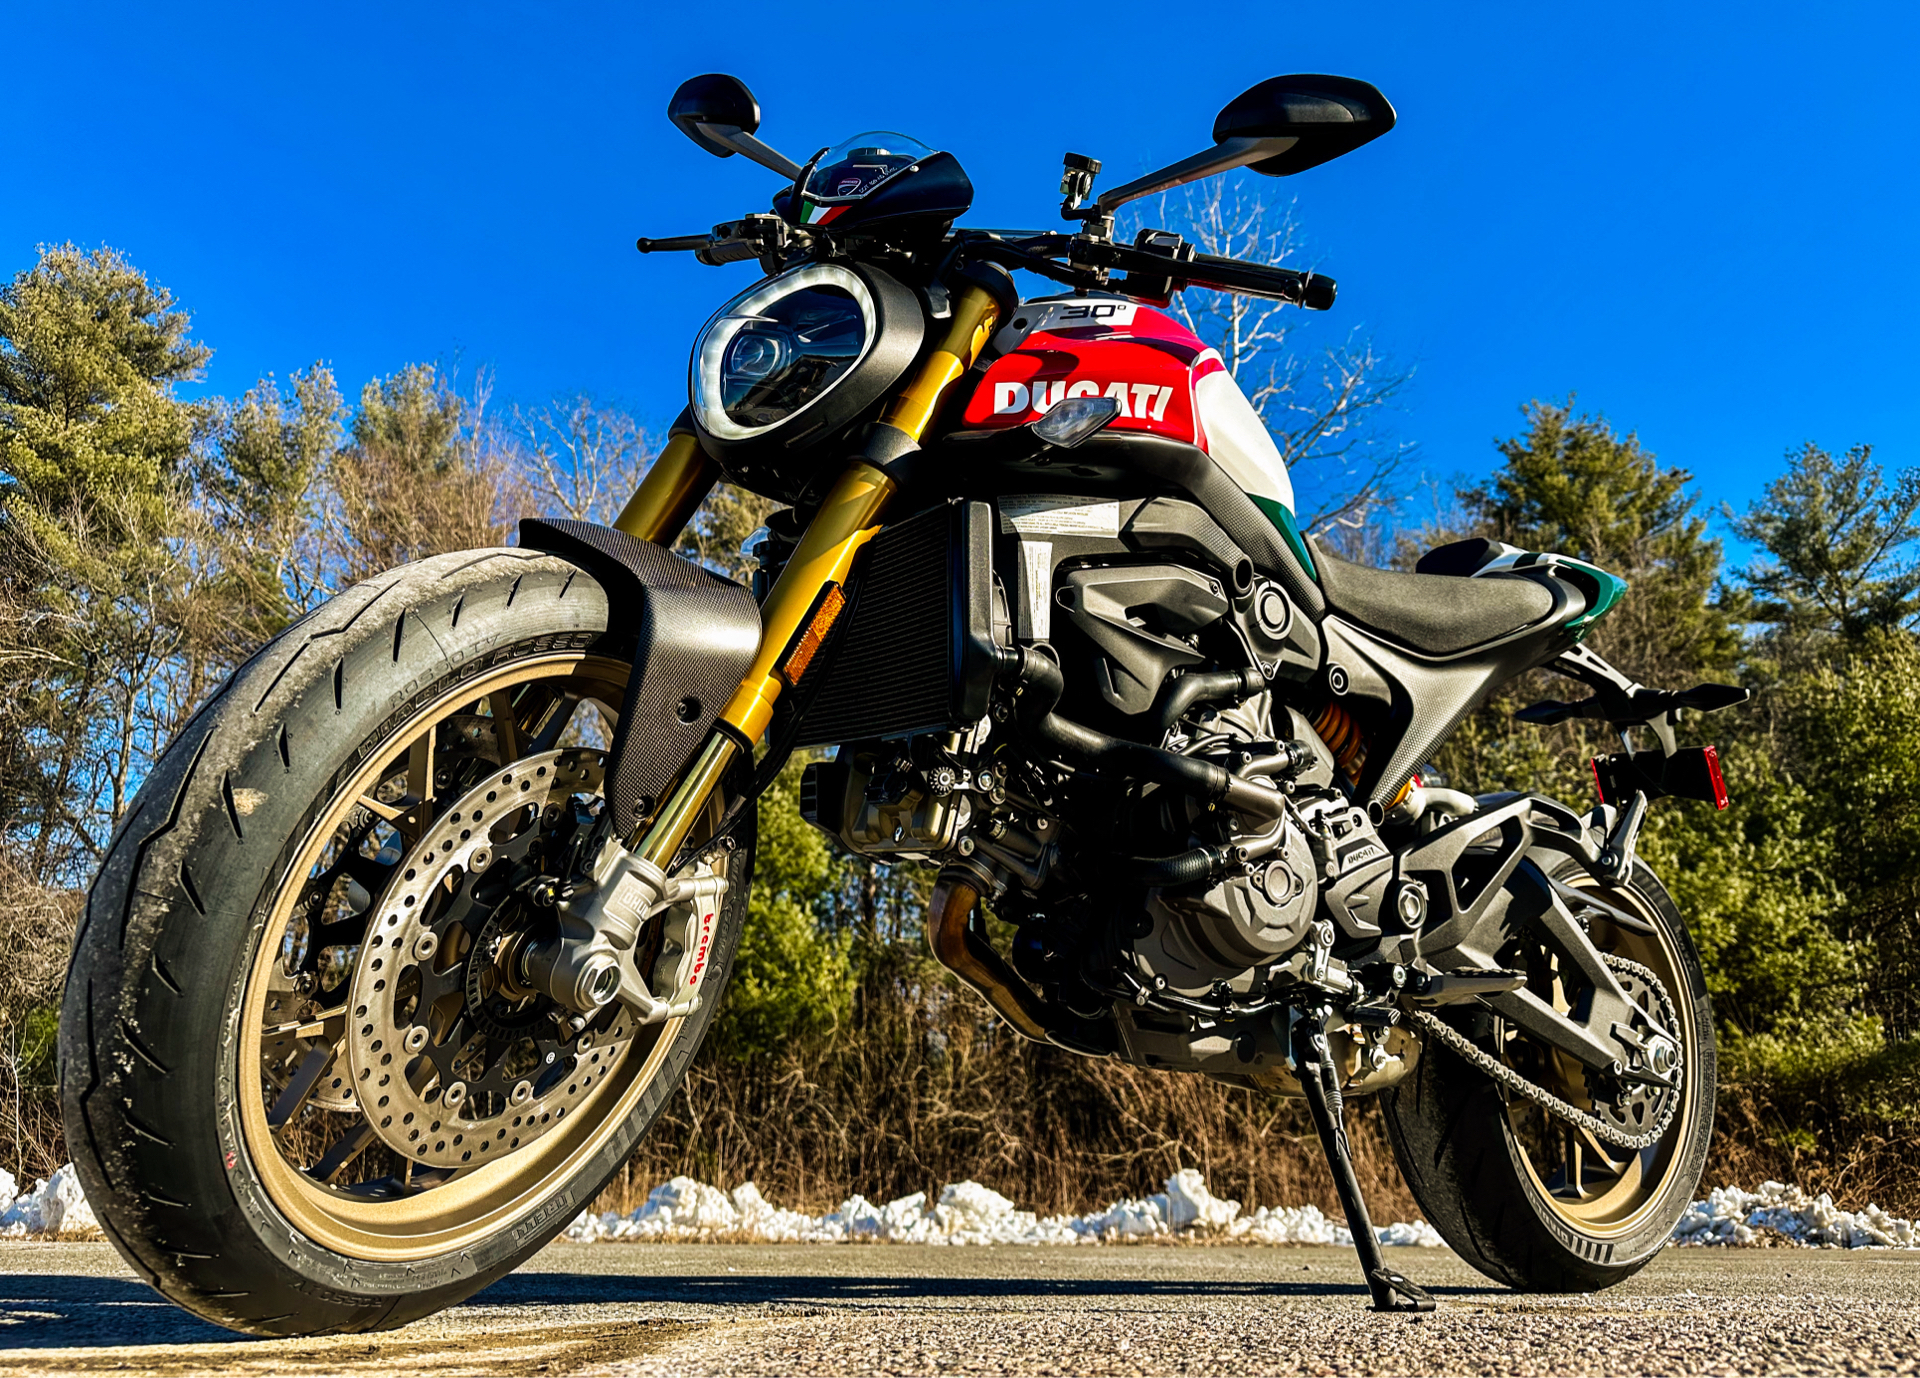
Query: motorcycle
[{"left": 60, "top": 70, "right": 1749, "bottom": 1333}]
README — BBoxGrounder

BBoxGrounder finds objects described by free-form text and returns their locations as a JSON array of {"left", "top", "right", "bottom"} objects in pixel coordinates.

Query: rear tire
[
  {"left": 60, "top": 549, "right": 754, "bottom": 1336},
  {"left": 1379, "top": 857, "right": 1715, "bottom": 1291}
]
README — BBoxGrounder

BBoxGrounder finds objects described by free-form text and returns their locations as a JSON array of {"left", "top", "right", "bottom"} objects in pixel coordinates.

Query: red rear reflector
[
  {"left": 779, "top": 583, "right": 847, "bottom": 686},
  {"left": 1701, "top": 743, "right": 1729, "bottom": 810}
]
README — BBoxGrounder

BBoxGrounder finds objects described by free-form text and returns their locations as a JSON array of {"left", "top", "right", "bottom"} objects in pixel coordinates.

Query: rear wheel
[
  {"left": 1380, "top": 857, "right": 1715, "bottom": 1291},
  {"left": 61, "top": 550, "right": 754, "bottom": 1335}
]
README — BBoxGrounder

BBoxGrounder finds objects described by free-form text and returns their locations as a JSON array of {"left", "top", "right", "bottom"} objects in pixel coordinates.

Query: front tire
[
  {"left": 1380, "top": 857, "right": 1716, "bottom": 1291},
  {"left": 60, "top": 549, "right": 754, "bottom": 1336}
]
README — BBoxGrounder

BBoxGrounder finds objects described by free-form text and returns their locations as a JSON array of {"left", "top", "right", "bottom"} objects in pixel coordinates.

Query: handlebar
[
  {"left": 950, "top": 231, "right": 1335, "bottom": 311},
  {"left": 637, "top": 221, "right": 1337, "bottom": 311},
  {"left": 636, "top": 216, "right": 798, "bottom": 267}
]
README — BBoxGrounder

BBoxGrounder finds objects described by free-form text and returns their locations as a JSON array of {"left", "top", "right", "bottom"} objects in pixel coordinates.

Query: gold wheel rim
[
  {"left": 238, "top": 652, "right": 722, "bottom": 1261},
  {"left": 1507, "top": 872, "right": 1697, "bottom": 1238}
]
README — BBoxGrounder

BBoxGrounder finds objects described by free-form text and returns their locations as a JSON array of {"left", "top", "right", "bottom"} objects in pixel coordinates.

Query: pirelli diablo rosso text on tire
[{"left": 60, "top": 550, "right": 755, "bottom": 1336}]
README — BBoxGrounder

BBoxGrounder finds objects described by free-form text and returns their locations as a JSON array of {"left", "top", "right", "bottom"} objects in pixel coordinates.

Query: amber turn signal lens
[{"left": 779, "top": 583, "right": 847, "bottom": 686}]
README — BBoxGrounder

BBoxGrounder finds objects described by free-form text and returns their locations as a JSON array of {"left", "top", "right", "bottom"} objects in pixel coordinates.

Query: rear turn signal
[{"left": 778, "top": 583, "right": 847, "bottom": 687}]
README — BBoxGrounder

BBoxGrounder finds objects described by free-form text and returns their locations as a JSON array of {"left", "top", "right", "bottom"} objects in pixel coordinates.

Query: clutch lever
[{"left": 636, "top": 215, "right": 810, "bottom": 271}]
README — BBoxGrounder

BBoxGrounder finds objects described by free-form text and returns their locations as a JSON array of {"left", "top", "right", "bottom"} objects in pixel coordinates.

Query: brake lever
[{"left": 634, "top": 234, "right": 712, "bottom": 254}]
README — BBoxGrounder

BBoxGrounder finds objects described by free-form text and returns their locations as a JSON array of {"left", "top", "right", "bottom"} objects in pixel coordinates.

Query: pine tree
[
  {"left": 0, "top": 246, "right": 213, "bottom": 878},
  {"left": 1466, "top": 397, "right": 1737, "bottom": 686},
  {"left": 1733, "top": 442, "right": 1920, "bottom": 643}
]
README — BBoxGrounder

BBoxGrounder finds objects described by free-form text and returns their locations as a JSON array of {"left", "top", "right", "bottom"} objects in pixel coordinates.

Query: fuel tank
[{"left": 960, "top": 296, "right": 1296, "bottom": 515}]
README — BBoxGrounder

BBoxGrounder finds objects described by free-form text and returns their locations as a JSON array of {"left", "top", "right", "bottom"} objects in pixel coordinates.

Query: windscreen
[{"left": 798, "top": 131, "right": 933, "bottom": 217}]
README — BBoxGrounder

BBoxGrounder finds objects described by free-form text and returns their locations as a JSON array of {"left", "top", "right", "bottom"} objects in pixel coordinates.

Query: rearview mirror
[
  {"left": 669, "top": 74, "right": 762, "bottom": 155},
  {"left": 667, "top": 74, "right": 804, "bottom": 180},
  {"left": 1094, "top": 72, "right": 1394, "bottom": 218},
  {"left": 1213, "top": 75, "right": 1396, "bottom": 177}
]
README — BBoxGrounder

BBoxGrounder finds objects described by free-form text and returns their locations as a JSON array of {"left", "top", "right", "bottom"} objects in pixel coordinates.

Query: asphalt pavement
[{"left": 2, "top": 1239, "right": 1916, "bottom": 1376}]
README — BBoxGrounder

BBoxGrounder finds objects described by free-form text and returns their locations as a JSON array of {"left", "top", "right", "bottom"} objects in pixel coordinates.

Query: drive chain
[{"left": 1406, "top": 954, "right": 1682, "bottom": 1152}]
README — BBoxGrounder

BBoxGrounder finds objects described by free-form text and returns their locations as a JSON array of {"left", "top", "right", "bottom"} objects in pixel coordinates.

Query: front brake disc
[{"left": 345, "top": 749, "right": 641, "bottom": 1169}]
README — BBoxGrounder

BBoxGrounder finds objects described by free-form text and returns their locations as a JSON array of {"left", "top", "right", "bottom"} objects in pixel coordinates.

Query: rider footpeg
[
  {"left": 1409, "top": 967, "right": 1525, "bottom": 1004},
  {"left": 1366, "top": 1267, "right": 1436, "bottom": 1313}
]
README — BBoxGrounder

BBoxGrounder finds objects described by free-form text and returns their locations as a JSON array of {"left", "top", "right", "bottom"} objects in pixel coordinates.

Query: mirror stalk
[
  {"left": 691, "top": 123, "right": 805, "bottom": 181},
  {"left": 1093, "top": 135, "right": 1299, "bottom": 219}
]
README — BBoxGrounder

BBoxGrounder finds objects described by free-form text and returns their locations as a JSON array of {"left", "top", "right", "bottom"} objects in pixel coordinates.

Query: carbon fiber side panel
[{"left": 518, "top": 518, "right": 760, "bottom": 825}]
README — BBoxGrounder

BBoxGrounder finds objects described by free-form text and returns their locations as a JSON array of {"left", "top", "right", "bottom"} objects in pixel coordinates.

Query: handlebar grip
[
  {"left": 635, "top": 234, "right": 712, "bottom": 254},
  {"left": 695, "top": 239, "right": 762, "bottom": 266},
  {"left": 1185, "top": 253, "right": 1337, "bottom": 310}
]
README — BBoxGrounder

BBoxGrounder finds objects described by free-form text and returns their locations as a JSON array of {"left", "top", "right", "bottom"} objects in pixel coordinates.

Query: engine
[{"left": 782, "top": 499, "right": 1419, "bottom": 1096}]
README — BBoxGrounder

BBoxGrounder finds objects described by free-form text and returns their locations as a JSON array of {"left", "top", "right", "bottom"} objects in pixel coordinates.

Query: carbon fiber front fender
[{"left": 518, "top": 518, "right": 759, "bottom": 826}]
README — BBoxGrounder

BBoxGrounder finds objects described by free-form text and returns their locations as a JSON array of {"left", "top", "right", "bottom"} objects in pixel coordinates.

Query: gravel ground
[{"left": 1, "top": 1240, "right": 1916, "bottom": 1376}]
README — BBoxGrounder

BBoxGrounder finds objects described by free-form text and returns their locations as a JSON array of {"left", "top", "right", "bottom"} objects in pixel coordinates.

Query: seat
[{"left": 1311, "top": 540, "right": 1559, "bottom": 657}]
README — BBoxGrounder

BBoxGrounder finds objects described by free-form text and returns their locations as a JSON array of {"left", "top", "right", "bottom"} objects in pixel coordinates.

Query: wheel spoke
[
  {"left": 310, "top": 1123, "right": 375, "bottom": 1184},
  {"left": 269, "top": 1041, "right": 344, "bottom": 1129},
  {"left": 263, "top": 1012, "right": 347, "bottom": 1044},
  {"left": 487, "top": 689, "right": 525, "bottom": 762},
  {"left": 403, "top": 729, "right": 438, "bottom": 831},
  {"left": 528, "top": 690, "right": 583, "bottom": 753},
  {"left": 1562, "top": 1123, "right": 1590, "bottom": 1200}
]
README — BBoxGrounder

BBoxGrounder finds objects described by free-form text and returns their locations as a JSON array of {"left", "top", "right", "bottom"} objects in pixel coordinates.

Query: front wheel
[
  {"left": 60, "top": 549, "right": 754, "bottom": 1336},
  {"left": 1380, "top": 857, "right": 1716, "bottom": 1291}
]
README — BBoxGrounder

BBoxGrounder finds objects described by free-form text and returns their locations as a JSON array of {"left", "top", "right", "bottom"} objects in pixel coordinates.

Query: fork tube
[
  {"left": 628, "top": 281, "right": 1003, "bottom": 856},
  {"left": 612, "top": 429, "right": 720, "bottom": 543},
  {"left": 879, "top": 284, "right": 1003, "bottom": 439}
]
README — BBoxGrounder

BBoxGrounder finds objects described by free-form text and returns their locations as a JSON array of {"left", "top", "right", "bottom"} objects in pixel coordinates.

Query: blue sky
[{"left": 9, "top": 2, "right": 1915, "bottom": 553}]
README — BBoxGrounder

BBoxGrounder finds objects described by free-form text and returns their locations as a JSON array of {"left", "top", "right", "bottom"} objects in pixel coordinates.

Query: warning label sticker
[{"left": 997, "top": 495, "right": 1121, "bottom": 537}]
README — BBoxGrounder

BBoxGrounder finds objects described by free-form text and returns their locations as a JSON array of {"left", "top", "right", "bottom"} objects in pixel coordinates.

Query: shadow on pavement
[
  {"left": 0, "top": 1274, "right": 237, "bottom": 1349},
  {"left": 475, "top": 1270, "right": 1507, "bottom": 1310},
  {"left": 0, "top": 1267, "right": 1507, "bottom": 1352}
]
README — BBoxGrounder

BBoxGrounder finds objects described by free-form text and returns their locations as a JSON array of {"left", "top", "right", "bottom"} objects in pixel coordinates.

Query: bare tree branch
[{"left": 1135, "top": 177, "right": 1415, "bottom": 538}]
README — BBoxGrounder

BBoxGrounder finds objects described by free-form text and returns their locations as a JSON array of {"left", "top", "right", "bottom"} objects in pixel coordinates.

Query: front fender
[{"left": 518, "top": 518, "right": 759, "bottom": 827}]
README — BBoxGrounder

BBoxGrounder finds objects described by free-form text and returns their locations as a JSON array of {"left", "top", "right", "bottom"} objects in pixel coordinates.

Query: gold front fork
[
  {"left": 613, "top": 424, "right": 721, "bottom": 543},
  {"left": 624, "top": 281, "right": 1003, "bottom": 863}
]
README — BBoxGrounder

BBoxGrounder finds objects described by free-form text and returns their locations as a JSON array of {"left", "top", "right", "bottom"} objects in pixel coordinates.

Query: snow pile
[
  {"left": 565, "top": 1167, "right": 1444, "bottom": 1248},
  {"left": 0, "top": 1158, "right": 1904, "bottom": 1252},
  {"left": 0, "top": 1164, "right": 100, "bottom": 1237},
  {"left": 1674, "top": 1181, "right": 1918, "bottom": 1249}
]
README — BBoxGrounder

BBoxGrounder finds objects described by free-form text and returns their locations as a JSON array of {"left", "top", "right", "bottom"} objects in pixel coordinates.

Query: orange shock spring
[
  {"left": 1310, "top": 700, "right": 1368, "bottom": 781},
  {"left": 1308, "top": 700, "right": 1415, "bottom": 809}
]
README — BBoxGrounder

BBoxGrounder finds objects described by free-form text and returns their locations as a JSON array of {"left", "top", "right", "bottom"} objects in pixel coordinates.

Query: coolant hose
[
  {"left": 1127, "top": 846, "right": 1231, "bottom": 888},
  {"left": 1149, "top": 666, "right": 1265, "bottom": 734},
  {"left": 1003, "top": 647, "right": 1284, "bottom": 822}
]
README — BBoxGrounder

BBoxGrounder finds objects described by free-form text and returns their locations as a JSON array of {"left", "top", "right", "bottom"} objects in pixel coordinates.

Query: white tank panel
[{"left": 1193, "top": 367, "right": 1294, "bottom": 512}]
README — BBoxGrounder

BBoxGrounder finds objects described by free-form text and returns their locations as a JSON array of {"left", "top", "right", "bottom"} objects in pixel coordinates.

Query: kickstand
[{"left": 1290, "top": 1009, "right": 1436, "bottom": 1314}]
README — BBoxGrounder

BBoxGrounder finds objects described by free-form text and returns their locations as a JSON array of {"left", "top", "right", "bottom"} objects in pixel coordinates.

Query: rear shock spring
[
  {"left": 1310, "top": 700, "right": 1368, "bottom": 782},
  {"left": 1308, "top": 700, "right": 1414, "bottom": 808}
]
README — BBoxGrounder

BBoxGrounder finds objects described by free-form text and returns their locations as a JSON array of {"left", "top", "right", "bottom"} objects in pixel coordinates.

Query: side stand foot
[
  {"left": 1365, "top": 1266, "right": 1436, "bottom": 1313},
  {"left": 1291, "top": 1009, "right": 1438, "bottom": 1314}
]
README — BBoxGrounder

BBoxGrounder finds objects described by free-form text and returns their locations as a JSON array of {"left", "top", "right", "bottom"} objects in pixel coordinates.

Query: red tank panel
[{"left": 960, "top": 302, "right": 1225, "bottom": 448}]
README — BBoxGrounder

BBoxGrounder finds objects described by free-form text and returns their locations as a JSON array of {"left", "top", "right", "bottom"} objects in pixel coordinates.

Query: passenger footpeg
[{"left": 1289, "top": 1010, "right": 1438, "bottom": 1314}]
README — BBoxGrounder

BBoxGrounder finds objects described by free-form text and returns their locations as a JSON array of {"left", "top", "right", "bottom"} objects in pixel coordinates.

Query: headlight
[{"left": 692, "top": 264, "right": 876, "bottom": 441}]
